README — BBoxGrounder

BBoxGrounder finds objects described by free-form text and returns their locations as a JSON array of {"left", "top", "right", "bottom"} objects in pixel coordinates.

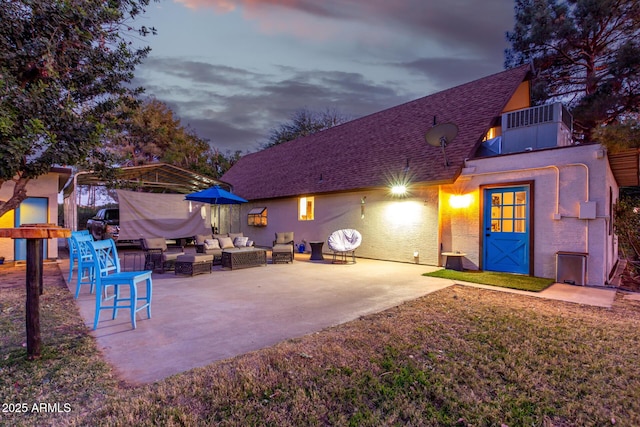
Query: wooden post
[
  {"left": 25, "top": 238, "right": 43, "bottom": 359},
  {"left": 0, "top": 225, "right": 70, "bottom": 360}
]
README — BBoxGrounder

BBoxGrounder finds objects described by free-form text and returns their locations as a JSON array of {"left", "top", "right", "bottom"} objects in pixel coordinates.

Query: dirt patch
[{"left": 619, "top": 261, "right": 640, "bottom": 293}]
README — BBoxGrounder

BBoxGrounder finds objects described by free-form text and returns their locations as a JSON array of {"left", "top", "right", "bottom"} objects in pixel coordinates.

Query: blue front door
[
  {"left": 15, "top": 197, "right": 49, "bottom": 261},
  {"left": 483, "top": 186, "right": 530, "bottom": 274}
]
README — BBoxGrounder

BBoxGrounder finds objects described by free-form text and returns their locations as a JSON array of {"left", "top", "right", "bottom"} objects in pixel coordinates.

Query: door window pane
[
  {"left": 503, "top": 192, "right": 514, "bottom": 204},
  {"left": 503, "top": 206, "right": 514, "bottom": 219},
  {"left": 487, "top": 188, "right": 528, "bottom": 234}
]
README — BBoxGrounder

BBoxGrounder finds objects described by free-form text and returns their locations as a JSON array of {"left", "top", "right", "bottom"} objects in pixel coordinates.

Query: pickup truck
[{"left": 86, "top": 208, "right": 120, "bottom": 241}]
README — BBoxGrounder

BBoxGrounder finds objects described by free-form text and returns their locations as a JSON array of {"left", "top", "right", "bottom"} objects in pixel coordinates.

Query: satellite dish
[{"left": 425, "top": 122, "right": 458, "bottom": 167}]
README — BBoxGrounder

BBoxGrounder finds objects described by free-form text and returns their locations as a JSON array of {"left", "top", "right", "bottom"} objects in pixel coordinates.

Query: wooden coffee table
[{"left": 221, "top": 248, "right": 267, "bottom": 270}]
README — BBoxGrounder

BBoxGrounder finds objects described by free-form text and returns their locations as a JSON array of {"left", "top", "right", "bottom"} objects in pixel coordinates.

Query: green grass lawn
[
  {"left": 423, "top": 269, "right": 555, "bottom": 292},
  {"left": 2, "top": 264, "right": 639, "bottom": 426}
]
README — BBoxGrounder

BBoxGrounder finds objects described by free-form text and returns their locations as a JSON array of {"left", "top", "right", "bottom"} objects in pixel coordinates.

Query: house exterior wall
[
  {"left": 503, "top": 80, "right": 531, "bottom": 112},
  {"left": 238, "top": 187, "right": 441, "bottom": 265},
  {"left": 0, "top": 173, "right": 62, "bottom": 261},
  {"left": 234, "top": 144, "right": 618, "bottom": 287},
  {"left": 441, "top": 144, "right": 618, "bottom": 286}
]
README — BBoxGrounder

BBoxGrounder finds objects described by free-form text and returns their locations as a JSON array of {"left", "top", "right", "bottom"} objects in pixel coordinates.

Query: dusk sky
[{"left": 131, "top": 0, "right": 516, "bottom": 154}]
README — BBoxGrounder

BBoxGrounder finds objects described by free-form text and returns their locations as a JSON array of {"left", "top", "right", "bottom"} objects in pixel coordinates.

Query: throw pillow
[
  {"left": 233, "top": 236, "right": 249, "bottom": 247},
  {"left": 204, "top": 238, "right": 220, "bottom": 250},
  {"left": 229, "top": 232, "right": 244, "bottom": 241},
  {"left": 195, "top": 234, "right": 212, "bottom": 245},
  {"left": 246, "top": 240, "right": 254, "bottom": 247},
  {"left": 218, "top": 236, "right": 235, "bottom": 249}
]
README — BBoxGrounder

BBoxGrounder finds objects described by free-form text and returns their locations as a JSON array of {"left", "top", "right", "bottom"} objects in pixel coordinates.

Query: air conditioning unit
[{"left": 501, "top": 102, "right": 573, "bottom": 154}]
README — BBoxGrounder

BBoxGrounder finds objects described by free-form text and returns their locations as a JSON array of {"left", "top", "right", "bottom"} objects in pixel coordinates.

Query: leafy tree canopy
[
  {"left": 105, "top": 97, "right": 243, "bottom": 178},
  {"left": 0, "top": 0, "right": 157, "bottom": 217},
  {"left": 505, "top": 0, "right": 640, "bottom": 141},
  {"left": 262, "top": 107, "right": 350, "bottom": 149}
]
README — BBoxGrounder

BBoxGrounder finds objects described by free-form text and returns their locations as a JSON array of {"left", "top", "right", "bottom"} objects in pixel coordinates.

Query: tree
[
  {"left": 0, "top": 0, "right": 157, "bottom": 218},
  {"left": 106, "top": 97, "right": 242, "bottom": 178},
  {"left": 262, "top": 107, "right": 350, "bottom": 149},
  {"left": 108, "top": 98, "right": 206, "bottom": 166},
  {"left": 505, "top": 0, "right": 640, "bottom": 141},
  {"left": 615, "top": 191, "right": 640, "bottom": 259},
  {"left": 208, "top": 147, "right": 243, "bottom": 178}
]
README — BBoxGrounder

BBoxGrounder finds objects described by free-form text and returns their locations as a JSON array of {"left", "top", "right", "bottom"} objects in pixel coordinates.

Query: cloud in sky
[{"left": 133, "top": 0, "right": 515, "bottom": 153}]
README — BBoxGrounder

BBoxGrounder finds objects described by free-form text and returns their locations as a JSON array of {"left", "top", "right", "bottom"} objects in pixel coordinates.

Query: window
[
  {"left": 490, "top": 190, "right": 527, "bottom": 233},
  {"left": 483, "top": 126, "right": 501, "bottom": 141},
  {"left": 247, "top": 207, "right": 267, "bottom": 227},
  {"left": 298, "top": 196, "right": 315, "bottom": 221}
]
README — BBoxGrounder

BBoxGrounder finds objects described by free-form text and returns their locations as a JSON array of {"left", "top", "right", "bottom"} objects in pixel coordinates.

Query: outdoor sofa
[{"left": 194, "top": 232, "right": 254, "bottom": 265}]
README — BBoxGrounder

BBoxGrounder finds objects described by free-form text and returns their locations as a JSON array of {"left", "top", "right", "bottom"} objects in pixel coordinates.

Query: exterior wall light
[
  {"left": 391, "top": 185, "right": 407, "bottom": 196},
  {"left": 449, "top": 194, "right": 472, "bottom": 209}
]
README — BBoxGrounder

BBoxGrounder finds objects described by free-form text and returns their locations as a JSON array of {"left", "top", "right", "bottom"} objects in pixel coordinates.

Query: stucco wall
[
  {"left": 441, "top": 144, "right": 618, "bottom": 286},
  {"left": 238, "top": 187, "right": 441, "bottom": 265},
  {"left": 234, "top": 143, "right": 618, "bottom": 286},
  {"left": 0, "top": 173, "right": 62, "bottom": 261}
]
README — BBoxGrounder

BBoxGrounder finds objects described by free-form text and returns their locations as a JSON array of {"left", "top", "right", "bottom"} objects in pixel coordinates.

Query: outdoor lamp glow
[
  {"left": 391, "top": 184, "right": 407, "bottom": 195},
  {"left": 449, "top": 194, "right": 472, "bottom": 208}
]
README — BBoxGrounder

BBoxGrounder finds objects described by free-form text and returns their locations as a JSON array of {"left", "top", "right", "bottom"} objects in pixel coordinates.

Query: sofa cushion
[
  {"left": 272, "top": 243, "right": 293, "bottom": 254},
  {"left": 275, "top": 232, "right": 294, "bottom": 244},
  {"left": 228, "top": 232, "right": 244, "bottom": 241},
  {"left": 218, "top": 236, "right": 235, "bottom": 249},
  {"left": 176, "top": 254, "right": 214, "bottom": 263},
  {"left": 195, "top": 234, "right": 213, "bottom": 245},
  {"left": 204, "top": 238, "right": 220, "bottom": 250},
  {"left": 144, "top": 237, "right": 167, "bottom": 251},
  {"left": 233, "top": 236, "right": 249, "bottom": 247},
  {"left": 162, "top": 251, "right": 184, "bottom": 262}
]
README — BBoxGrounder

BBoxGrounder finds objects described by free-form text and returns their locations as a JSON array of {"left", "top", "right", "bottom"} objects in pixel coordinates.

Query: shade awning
[
  {"left": 608, "top": 148, "right": 640, "bottom": 187},
  {"left": 64, "top": 163, "right": 227, "bottom": 196}
]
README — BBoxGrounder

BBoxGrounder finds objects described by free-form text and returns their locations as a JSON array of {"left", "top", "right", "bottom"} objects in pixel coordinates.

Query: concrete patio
[{"left": 61, "top": 248, "right": 617, "bottom": 385}]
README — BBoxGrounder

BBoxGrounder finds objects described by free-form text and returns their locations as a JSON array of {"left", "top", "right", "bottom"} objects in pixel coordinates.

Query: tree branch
[{"left": 0, "top": 176, "right": 31, "bottom": 219}]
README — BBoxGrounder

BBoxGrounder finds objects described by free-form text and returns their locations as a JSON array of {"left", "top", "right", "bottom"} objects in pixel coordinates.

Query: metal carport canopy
[
  {"left": 70, "top": 163, "right": 229, "bottom": 194},
  {"left": 63, "top": 163, "right": 232, "bottom": 231}
]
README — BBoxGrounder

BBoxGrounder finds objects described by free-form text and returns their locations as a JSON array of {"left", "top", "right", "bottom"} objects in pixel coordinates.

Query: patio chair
[
  {"left": 67, "top": 229, "right": 91, "bottom": 282},
  {"left": 71, "top": 231, "right": 97, "bottom": 299},
  {"left": 88, "top": 239, "right": 152, "bottom": 330},
  {"left": 272, "top": 231, "right": 294, "bottom": 264},
  {"left": 327, "top": 229, "right": 362, "bottom": 264},
  {"left": 141, "top": 237, "right": 185, "bottom": 273}
]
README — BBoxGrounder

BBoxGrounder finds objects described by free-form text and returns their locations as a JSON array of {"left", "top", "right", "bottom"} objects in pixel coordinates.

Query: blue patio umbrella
[
  {"left": 185, "top": 186, "right": 248, "bottom": 233},
  {"left": 185, "top": 185, "right": 248, "bottom": 205}
]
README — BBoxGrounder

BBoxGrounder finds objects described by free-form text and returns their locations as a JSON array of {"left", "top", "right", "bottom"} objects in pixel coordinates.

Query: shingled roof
[{"left": 223, "top": 65, "right": 531, "bottom": 201}]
